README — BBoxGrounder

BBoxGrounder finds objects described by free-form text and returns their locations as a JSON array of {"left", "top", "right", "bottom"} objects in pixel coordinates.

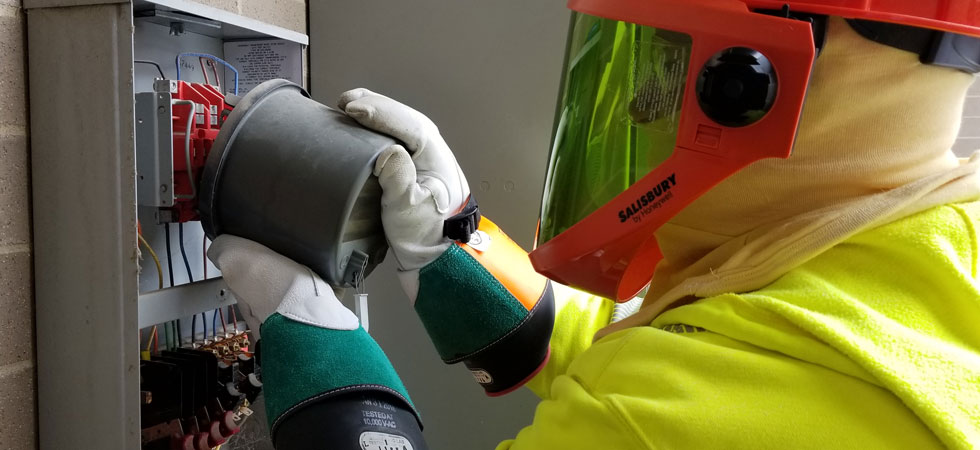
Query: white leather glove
[
  {"left": 337, "top": 89, "right": 470, "bottom": 273},
  {"left": 207, "top": 235, "right": 358, "bottom": 339},
  {"left": 338, "top": 89, "right": 555, "bottom": 396},
  {"left": 208, "top": 235, "right": 422, "bottom": 443}
]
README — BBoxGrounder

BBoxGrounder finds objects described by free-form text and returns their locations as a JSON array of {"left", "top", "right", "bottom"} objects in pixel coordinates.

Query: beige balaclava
[{"left": 598, "top": 16, "right": 980, "bottom": 338}]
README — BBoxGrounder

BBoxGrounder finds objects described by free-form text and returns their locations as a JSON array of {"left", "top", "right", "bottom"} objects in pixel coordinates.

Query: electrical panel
[{"left": 130, "top": 2, "right": 307, "bottom": 449}]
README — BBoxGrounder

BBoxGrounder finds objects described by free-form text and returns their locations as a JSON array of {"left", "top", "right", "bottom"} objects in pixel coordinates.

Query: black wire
[
  {"left": 134, "top": 60, "right": 166, "bottom": 79},
  {"left": 164, "top": 224, "right": 175, "bottom": 287},
  {"left": 201, "top": 312, "right": 208, "bottom": 342},
  {"left": 191, "top": 315, "right": 197, "bottom": 345},
  {"left": 175, "top": 319, "right": 182, "bottom": 347},
  {"left": 178, "top": 223, "right": 194, "bottom": 283}
]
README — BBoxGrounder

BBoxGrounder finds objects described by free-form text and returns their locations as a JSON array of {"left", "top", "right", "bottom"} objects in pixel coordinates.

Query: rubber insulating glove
[
  {"left": 338, "top": 89, "right": 555, "bottom": 396},
  {"left": 208, "top": 235, "right": 423, "bottom": 448}
]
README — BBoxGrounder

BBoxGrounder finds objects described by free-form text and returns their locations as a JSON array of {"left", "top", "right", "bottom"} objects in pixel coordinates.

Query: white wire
[{"left": 172, "top": 100, "right": 197, "bottom": 200}]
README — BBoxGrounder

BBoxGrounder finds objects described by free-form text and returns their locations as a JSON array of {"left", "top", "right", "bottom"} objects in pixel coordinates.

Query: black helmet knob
[{"left": 696, "top": 47, "right": 777, "bottom": 127}]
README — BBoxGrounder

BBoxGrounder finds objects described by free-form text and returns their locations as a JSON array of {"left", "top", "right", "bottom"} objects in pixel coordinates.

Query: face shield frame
[{"left": 528, "top": 0, "right": 817, "bottom": 301}]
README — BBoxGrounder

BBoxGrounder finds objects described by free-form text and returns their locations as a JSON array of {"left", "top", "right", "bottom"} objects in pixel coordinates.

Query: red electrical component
[{"left": 170, "top": 81, "right": 231, "bottom": 223}]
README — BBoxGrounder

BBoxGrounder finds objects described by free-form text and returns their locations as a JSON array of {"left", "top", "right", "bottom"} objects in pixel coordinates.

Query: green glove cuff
[
  {"left": 414, "top": 244, "right": 554, "bottom": 395},
  {"left": 259, "top": 313, "right": 418, "bottom": 434},
  {"left": 416, "top": 245, "right": 528, "bottom": 360}
]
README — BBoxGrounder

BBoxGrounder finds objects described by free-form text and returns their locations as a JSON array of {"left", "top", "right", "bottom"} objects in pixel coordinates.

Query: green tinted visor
[{"left": 537, "top": 13, "right": 692, "bottom": 245}]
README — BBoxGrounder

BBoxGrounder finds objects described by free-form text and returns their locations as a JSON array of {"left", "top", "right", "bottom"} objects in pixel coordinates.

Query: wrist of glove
[{"left": 208, "top": 236, "right": 421, "bottom": 443}]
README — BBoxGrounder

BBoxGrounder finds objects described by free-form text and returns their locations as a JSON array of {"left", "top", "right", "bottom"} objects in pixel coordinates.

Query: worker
[{"left": 209, "top": 0, "right": 980, "bottom": 448}]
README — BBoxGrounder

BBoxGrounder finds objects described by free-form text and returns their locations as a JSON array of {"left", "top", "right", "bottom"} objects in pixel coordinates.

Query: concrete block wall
[
  {"left": 193, "top": 0, "right": 306, "bottom": 34},
  {"left": 0, "top": 0, "right": 36, "bottom": 448}
]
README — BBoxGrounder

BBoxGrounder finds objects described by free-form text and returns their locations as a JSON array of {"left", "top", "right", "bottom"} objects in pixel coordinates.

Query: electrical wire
[
  {"left": 202, "top": 235, "right": 208, "bottom": 280},
  {"left": 164, "top": 224, "right": 175, "bottom": 287},
  {"left": 176, "top": 319, "right": 182, "bottom": 347},
  {"left": 230, "top": 305, "right": 238, "bottom": 333},
  {"left": 201, "top": 312, "right": 208, "bottom": 342},
  {"left": 175, "top": 53, "right": 239, "bottom": 94},
  {"left": 191, "top": 314, "right": 197, "bottom": 346},
  {"left": 170, "top": 321, "right": 177, "bottom": 349},
  {"left": 137, "top": 233, "right": 164, "bottom": 290},
  {"left": 172, "top": 100, "right": 197, "bottom": 200},
  {"left": 208, "top": 59, "right": 221, "bottom": 91},
  {"left": 212, "top": 310, "right": 218, "bottom": 339},
  {"left": 134, "top": 60, "right": 166, "bottom": 79},
  {"left": 218, "top": 307, "right": 227, "bottom": 336},
  {"left": 199, "top": 57, "right": 210, "bottom": 85},
  {"left": 178, "top": 223, "right": 194, "bottom": 283},
  {"left": 199, "top": 58, "right": 222, "bottom": 90},
  {"left": 146, "top": 326, "right": 158, "bottom": 352},
  {"left": 162, "top": 321, "right": 170, "bottom": 350}
]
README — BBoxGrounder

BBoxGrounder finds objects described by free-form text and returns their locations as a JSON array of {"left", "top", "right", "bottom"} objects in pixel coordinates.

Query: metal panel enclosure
[
  {"left": 28, "top": 2, "right": 308, "bottom": 448},
  {"left": 28, "top": 3, "right": 140, "bottom": 449}
]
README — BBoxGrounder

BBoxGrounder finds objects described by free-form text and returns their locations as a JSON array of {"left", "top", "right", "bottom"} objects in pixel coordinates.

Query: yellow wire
[
  {"left": 137, "top": 234, "right": 164, "bottom": 290},
  {"left": 138, "top": 232, "right": 163, "bottom": 356},
  {"left": 146, "top": 326, "right": 157, "bottom": 352}
]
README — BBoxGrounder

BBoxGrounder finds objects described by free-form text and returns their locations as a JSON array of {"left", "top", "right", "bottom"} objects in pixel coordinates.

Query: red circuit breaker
[
  {"left": 169, "top": 80, "right": 232, "bottom": 223},
  {"left": 135, "top": 79, "right": 234, "bottom": 223}
]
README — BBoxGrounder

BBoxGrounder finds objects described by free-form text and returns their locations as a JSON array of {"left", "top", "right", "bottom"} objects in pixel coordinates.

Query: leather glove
[
  {"left": 208, "top": 236, "right": 423, "bottom": 448},
  {"left": 337, "top": 88, "right": 471, "bottom": 274},
  {"left": 209, "top": 235, "right": 358, "bottom": 340},
  {"left": 338, "top": 90, "right": 555, "bottom": 396}
]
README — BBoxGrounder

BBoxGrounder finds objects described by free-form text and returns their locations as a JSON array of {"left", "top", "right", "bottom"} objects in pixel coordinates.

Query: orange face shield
[
  {"left": 529, "top": 0, "right": 980, "bottom": 301},
  {"left": 529, "top": 0, "right": 816, "bottom": 300}
]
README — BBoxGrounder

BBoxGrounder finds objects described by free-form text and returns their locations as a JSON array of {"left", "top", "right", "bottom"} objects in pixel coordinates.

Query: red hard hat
[{"left": 745, "top": 0, "right": 980, "bottom": 37}]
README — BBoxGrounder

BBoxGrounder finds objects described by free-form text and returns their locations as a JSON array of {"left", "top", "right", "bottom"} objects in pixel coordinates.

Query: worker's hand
[
  {"left": 339, "top": 90, "right": 554, "bottom": 397},
  {"left": 208, "top": 235, "right": 423, "bottom": 446},
  {"left": 338, "top": 88, "right": 471, "bottom": 272},
  {"left": 208, "top": 234, "right": 358, "bottom": 339}
]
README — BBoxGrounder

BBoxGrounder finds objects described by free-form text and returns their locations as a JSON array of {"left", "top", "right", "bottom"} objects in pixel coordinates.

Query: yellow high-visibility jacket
[{"left": 498, "top": 202, "right": 980, "bottom": 449}]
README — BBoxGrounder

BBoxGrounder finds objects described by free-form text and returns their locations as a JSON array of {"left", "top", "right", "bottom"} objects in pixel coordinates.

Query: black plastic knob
[
  {"left": 696, "top": 47, "right": 777, "bottom": 127},
  {"left": 236, "top": 353, "right": 254, "bottom": 375},
  {"left": 216, "top": 361, "right": 233, "bottom": 383},
  {"left": 242, "top": 373, "right": 263, "bottom": 403}
]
